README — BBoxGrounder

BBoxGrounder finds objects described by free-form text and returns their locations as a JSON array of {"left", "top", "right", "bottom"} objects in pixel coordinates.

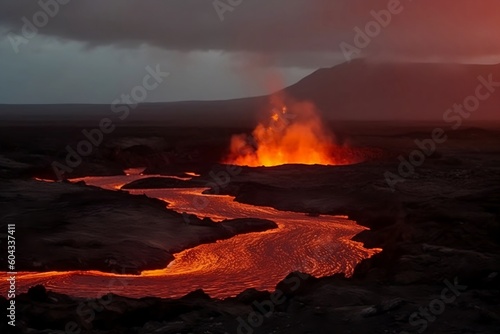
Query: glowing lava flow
[
  {"left": 224, "top": 96, "right": 357, "bottom": 167},
  {"left": 0, "top": 174, "right": 380, "bottom": 299}
]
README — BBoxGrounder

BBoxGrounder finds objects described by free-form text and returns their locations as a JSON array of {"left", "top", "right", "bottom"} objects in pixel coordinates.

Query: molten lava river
[{"left": 3, "top": 171, "right": 380, "bottom": 299}]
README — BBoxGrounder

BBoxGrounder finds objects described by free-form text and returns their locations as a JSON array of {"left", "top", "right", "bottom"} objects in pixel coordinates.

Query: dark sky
[{"left": 1, "top": 0, "right": 499, "bottom": 103}]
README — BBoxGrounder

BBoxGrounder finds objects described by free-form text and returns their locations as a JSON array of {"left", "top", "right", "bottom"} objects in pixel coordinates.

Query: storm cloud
[
  {"left": 1, "top": 0, "right": 499, "bottom": 103},
  {"left": 1, "top": 0, "right": 500, "bottom": 63}
]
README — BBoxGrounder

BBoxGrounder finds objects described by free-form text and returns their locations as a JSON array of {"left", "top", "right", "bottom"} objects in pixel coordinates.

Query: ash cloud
[{"left": 1, "top": 0, "right": 500, "bottom": 66}]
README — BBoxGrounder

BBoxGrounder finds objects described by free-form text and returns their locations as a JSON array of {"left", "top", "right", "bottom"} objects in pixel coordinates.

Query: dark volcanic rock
[
  {"left": 220, "top": 218, "right": 278, "bottom": 234},
  {"left": 0, "top": 179, "right": 278, "bottom": 274},
  {"left": 1, "top": 126, "right": 500, "bottom": 334},
  {"left": 121, "top": 176, "right": 205, "bottom": 189}
]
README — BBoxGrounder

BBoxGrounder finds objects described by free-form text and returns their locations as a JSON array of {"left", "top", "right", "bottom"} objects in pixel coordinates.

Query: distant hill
[
  {"left": 285, "top": 60, "right": 500, "bottom": 121},
  {"left": 1, "top": 60, "right": 499, "bottom": 126}
]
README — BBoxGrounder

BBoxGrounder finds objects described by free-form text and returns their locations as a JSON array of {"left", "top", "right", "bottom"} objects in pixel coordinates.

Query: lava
[
  {"left": 224, "top": 95, "right": 356, "bottom": 167},
  {"left": 0, "top": 174, "right": 380, "bottom": 299}
]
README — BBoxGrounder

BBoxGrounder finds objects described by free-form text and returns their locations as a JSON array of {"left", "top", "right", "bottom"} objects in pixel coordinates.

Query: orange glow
[
  {"left": 1, "top": 184, "right": 380, "bottom": 299},
  {"left": 5, "top": 175, "right": 381, "bottom": 299},
  {"left": 124, "top": 167, "right": 146, "bottom": 175},
  {"left": 34, "top": 177, "right": 55, "bottom": 182},
  {"left": 224, "top": 95, "right": 357, "bottom": 167}
]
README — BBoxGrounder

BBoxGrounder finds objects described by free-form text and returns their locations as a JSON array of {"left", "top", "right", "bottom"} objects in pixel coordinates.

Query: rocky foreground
[
  {"left": 0, "top": 179, "right": 277, "bottom": 274},
  {"left": 1, "top": 127, "right": 499, "bottom": 333}
]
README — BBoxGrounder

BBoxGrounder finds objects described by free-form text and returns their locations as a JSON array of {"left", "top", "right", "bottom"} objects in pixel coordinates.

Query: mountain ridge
[{"left": 1, "top": 60, "right": 500, "bottom": 125}]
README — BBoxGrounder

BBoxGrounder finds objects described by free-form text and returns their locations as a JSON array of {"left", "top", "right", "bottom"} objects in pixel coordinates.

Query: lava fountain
[{"left": 224, "top": 95, "right": 357, "bottom": 167}]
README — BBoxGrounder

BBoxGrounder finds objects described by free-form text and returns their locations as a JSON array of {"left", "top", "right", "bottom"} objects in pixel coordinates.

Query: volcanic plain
[{"left": 0, "top": 122, "right": 499, "bottom": 333}]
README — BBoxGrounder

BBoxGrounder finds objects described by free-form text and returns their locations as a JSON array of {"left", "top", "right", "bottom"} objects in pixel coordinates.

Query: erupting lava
[{"left": 224, "top": 96, "right": 354, "bottom": 167}]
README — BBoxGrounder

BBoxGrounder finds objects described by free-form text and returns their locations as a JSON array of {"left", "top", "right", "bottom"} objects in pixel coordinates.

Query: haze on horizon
[{"left": 1, "top": 0, "right": 500, "bottom": 115}]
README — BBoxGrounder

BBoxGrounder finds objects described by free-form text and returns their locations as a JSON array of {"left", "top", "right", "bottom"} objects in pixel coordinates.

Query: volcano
[
  {"left": 224, "top": 94, "right": 358, "bottom": 167},
  {"left": 3, "top": 60, "right": 500, "bottom": 127}
]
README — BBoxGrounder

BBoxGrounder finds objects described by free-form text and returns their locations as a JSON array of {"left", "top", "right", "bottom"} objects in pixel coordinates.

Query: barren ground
[{"left": 0, "top": 123, "right": 499, "bottom": 333}]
